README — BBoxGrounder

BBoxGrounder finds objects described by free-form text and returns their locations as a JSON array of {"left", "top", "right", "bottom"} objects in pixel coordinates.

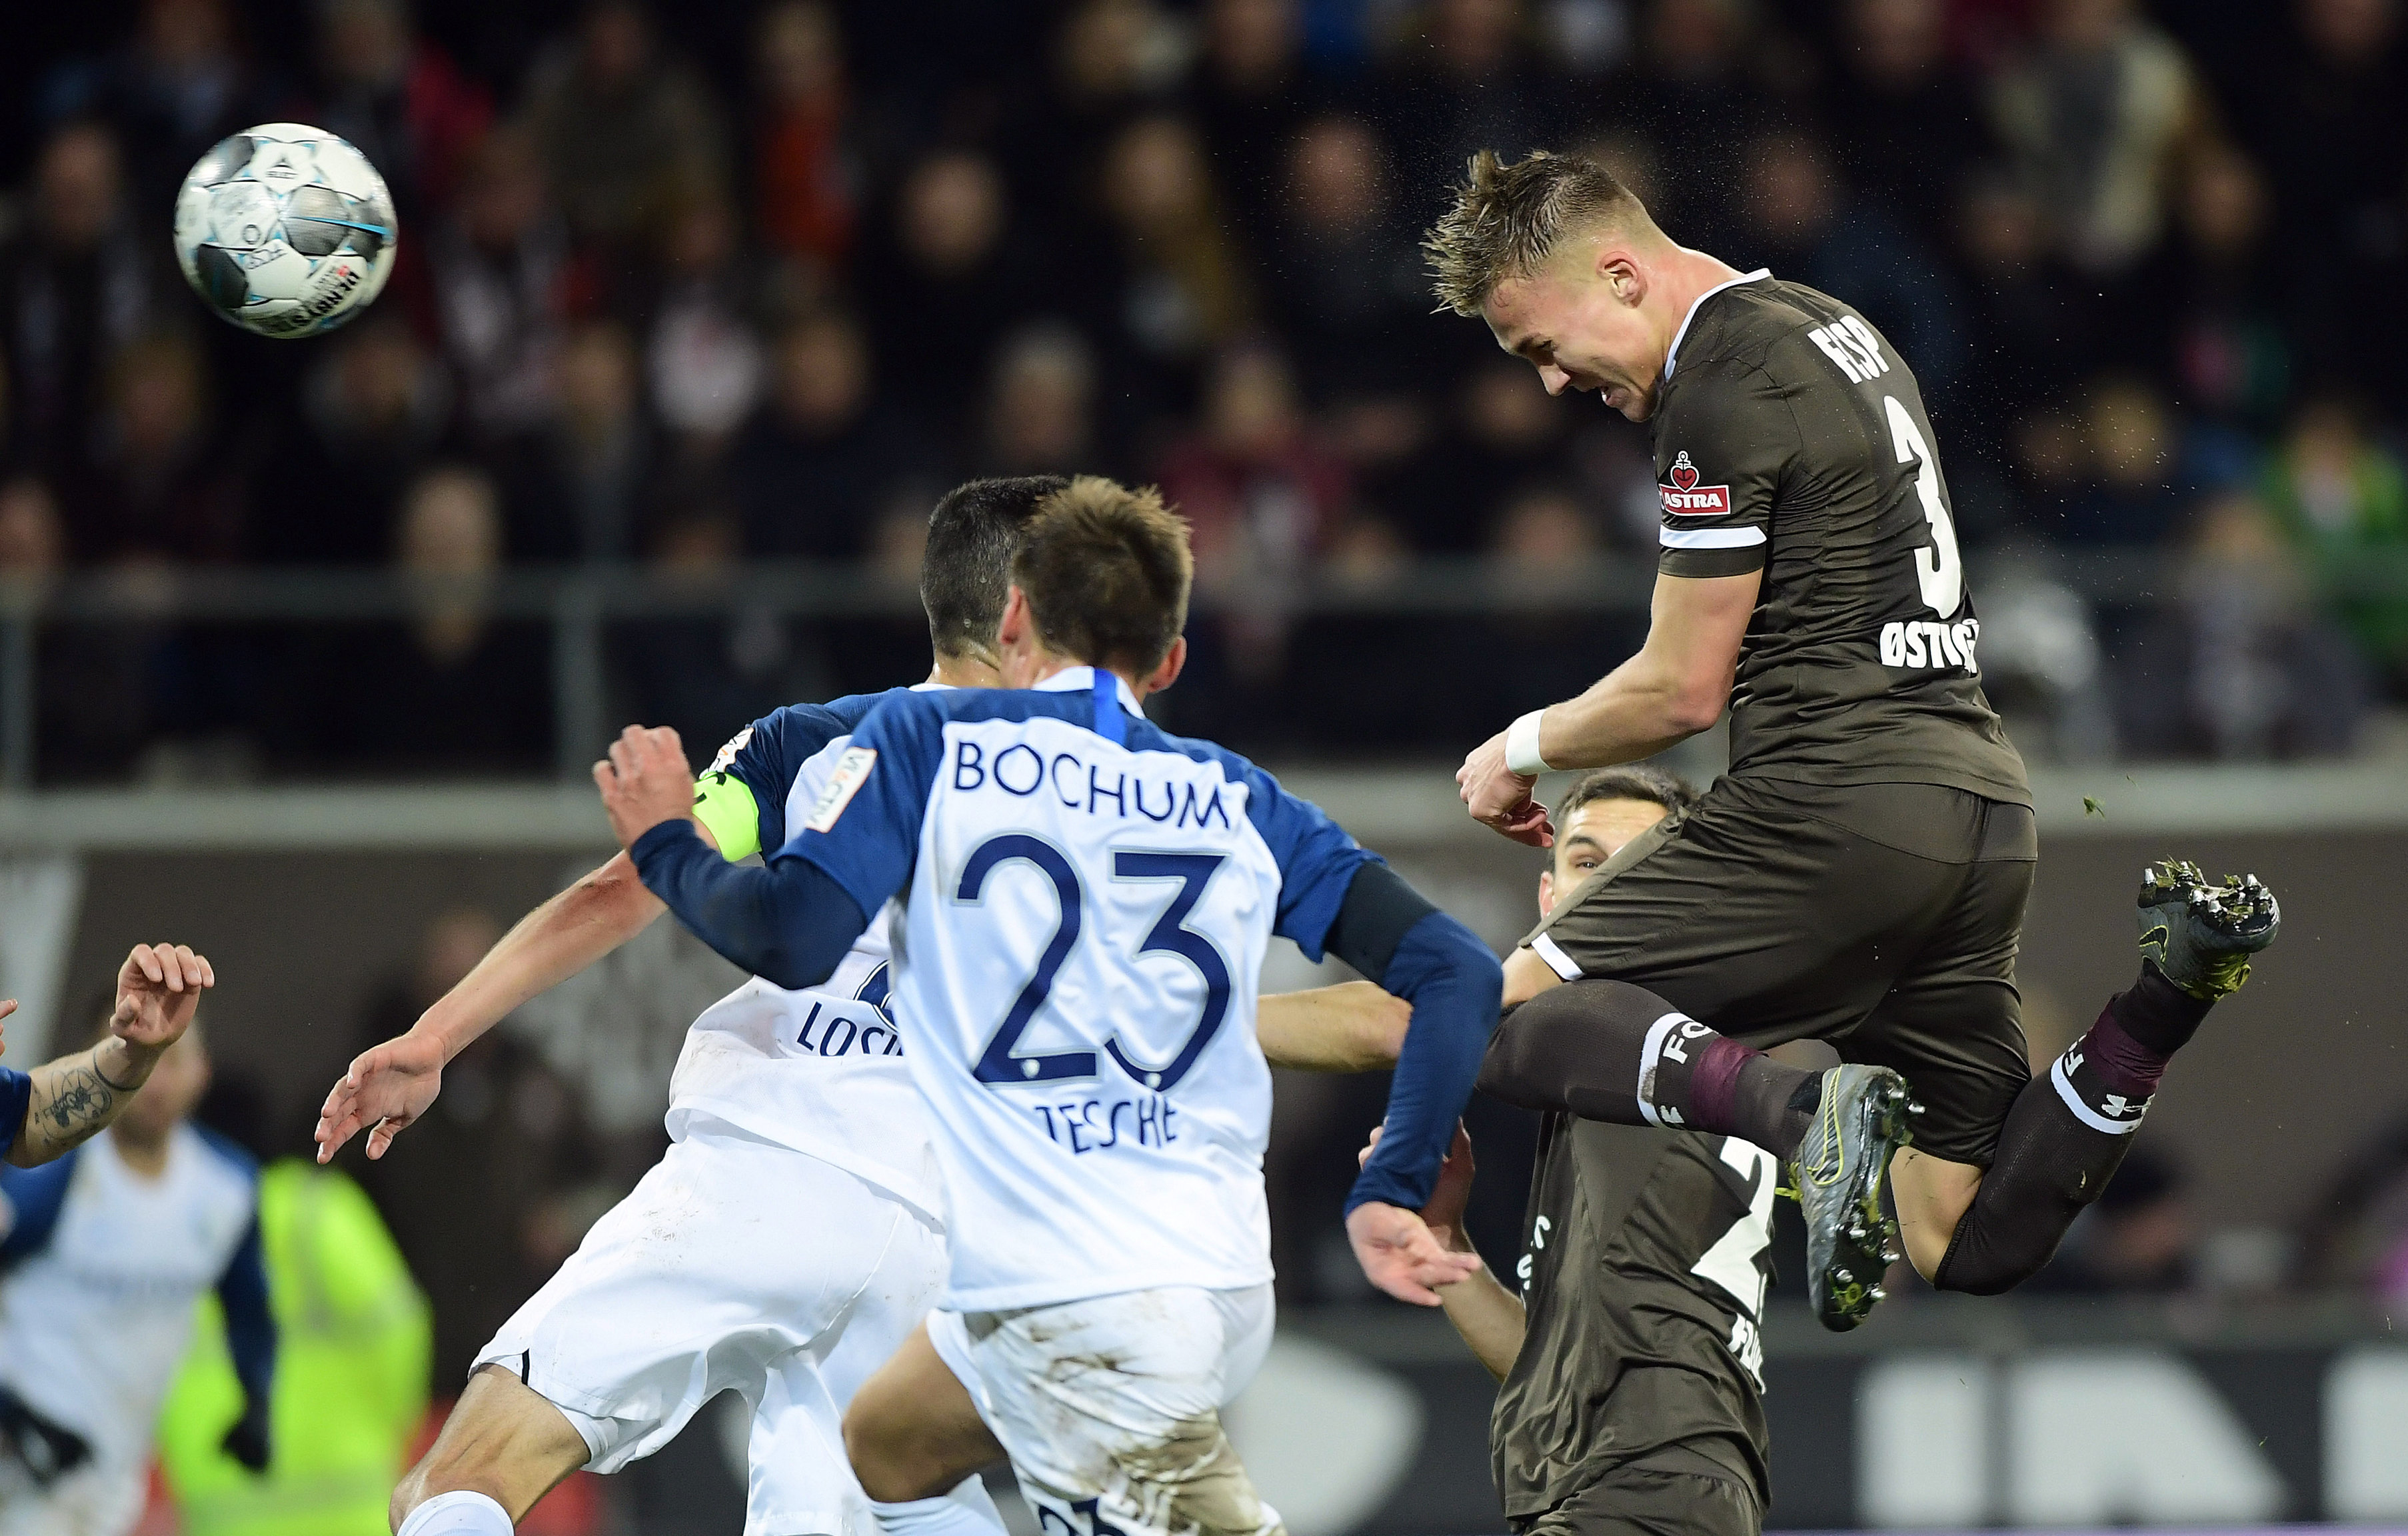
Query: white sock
[
  {"left": 398, "top": 1489, "right": 513, "bottom": 1535},
  {"left": 873, "top": 1483, "right": 1008, "bottom": 1536}
]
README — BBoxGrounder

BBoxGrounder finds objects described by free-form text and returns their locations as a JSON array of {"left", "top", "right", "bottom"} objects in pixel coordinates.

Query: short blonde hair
[
  {"left": 1423, "top": 149, "right": 1652, "bottom": 316},
  {"left": 1012, "top": 477, "right": 1194, "bottom": 674}
]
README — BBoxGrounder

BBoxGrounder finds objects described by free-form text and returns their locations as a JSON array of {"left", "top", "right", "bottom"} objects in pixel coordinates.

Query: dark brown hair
[
  {"left": 1554, "top": 764, "right": 1699, "bottom": 825},
  {"left": 922, "top": 475, "right": 1070, "bottom": 660},
  {"left": 1424, "top": 149, "right": 1652, "bottom": 316},
  {"left": 1011, "top": 477, "right": 1194, "bottom": 675}
]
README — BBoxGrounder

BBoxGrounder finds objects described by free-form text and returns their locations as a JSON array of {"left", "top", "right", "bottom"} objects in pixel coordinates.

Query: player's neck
[
  {"left": 928, "top": 652, "right": 1002, "bottom": 689},
  {"left": 108, "top": 1123, "right": 173, "bottom": 1179},
  {"left": 1653, "top": 246, "right": 1751, "bottom": 359},
  {"left": 1020, "top": 652, "right": 1146, "bottom": 702}
]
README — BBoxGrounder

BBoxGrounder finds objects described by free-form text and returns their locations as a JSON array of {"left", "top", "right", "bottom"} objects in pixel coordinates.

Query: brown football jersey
[{"left": 1650, "top": 273, "right": 2028, "bottom": 804}]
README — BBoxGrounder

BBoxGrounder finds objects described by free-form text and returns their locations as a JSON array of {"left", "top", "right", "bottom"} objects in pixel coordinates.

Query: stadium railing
[{"left": 6, "top": 548, "right": 2405, "bottom": 791}]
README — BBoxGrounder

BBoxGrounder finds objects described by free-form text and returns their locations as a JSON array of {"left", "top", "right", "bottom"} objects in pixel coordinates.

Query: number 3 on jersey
[
  {"left": 1884, "top": 395, "right": 1962, "bottom": 618},
  {"left": 958, "top": 835, "right": 1230, "bottom": 1093}
]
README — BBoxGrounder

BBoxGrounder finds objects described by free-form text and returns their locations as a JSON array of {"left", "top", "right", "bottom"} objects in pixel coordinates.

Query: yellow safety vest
[{"left": 157, "top": 1159, "right": 431, "bottom": 1536}]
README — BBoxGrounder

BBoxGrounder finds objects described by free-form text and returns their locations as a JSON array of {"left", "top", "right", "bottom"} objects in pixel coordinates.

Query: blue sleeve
[
  {"left": 631, "top": 823, "right": 870, "bottom": 990},
  {"left": 0, "top": 1067, "right": 27, "bottom": 1163},
  {"left": 1236, "top": 765, "right": 1378, "bottom": 961},
  {"left": 694, "top": 701, "right": 854, "bottom": 860},
  {"left": 0, "top": 1151, "right": 77, "bottom": 1268},
  {"left": 632, "top": 693, "right": 941, "bottom": 990},
  {"left": 216, "top": 1211, "right": 276, "bottom": 1411},
  {"left": 778, "top": 691, "right": 948, "bottom": 923},
  {"left": 1346, "top": 907, "right": 1504, "bottom": 1216}
]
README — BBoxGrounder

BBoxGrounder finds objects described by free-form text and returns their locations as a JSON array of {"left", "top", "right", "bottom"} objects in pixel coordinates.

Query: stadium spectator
[
  {"left": 79, "top": 328, "right": 247, "bottom": 565},
  {"left": 1159, "top": 341, "right": 1348, "bottom": 687},
  {"left": 748, "top": 1, "right": 855, "bottom": 277},
  {"left": 41, "top": 0, "right": 262, "bottom": 215},
  {"left": 492, "top": 320, "right": 661, "bottom": 564},
  {"left": 289, "top": 466, "right": 551, "bottom": 775},
  {"left": 1188, "top": 0, "right": 1314, "bottom": 242},
  {"left": 2141, "top": 141, "right": 2289, "bottom": 435},
  {"left": 1263, "top": 115, "right": 1432, "bottom": 401},
  {"left": 0, "top": 125, "right": 161, "bottom": 486},
  {"left": 1742, "top": 132, "right": 1965, "bottom": 401},
  {"left": 429, "top": 126, "right": 589, "bottom": 439},
  {"left": 2242, "top": 0, "right": 2408, "bottom": 400},
  {"left": 2259, "top": 395, "right": 2408, "bottom": 689},
  {"left": 0, "top": 478, "right": 152, "bottom": 783},
  {"left": 2121, "top": 491, "right": 2367, "bottom": 759},
  {"left": 981, "top": 323, "right": 1107, "bottom": 479},
  {"left": 157, "top": 1077, "right": 433, "bottom": 1536},
  {"left": 1618, "top": 0, "right": 1791, "bottom": 254},
  {"left": 1824, "top": 0, "right": 2000, "bottom": 251},
  {"left": 1090, "top": 114, "right": 1253, "bottom": 395},
  {"left": 1006, "top": 0, "right": 1186, "bottom": 229},
  {"left": 2056, "top": 375, "right": 2189, "bottom": 546},
  {"left": 1374, "top": 0, "right": 1562, "bottom": 206},
  {"left": 726, "top": 309, "right": 920, "bottom": 559},
  {"left": 861, "top": 149, "right": 1047, "bottom": 437},
  {"left": 259, "top": 317, "right": 455, "bottom": 566},
  {"left": 307, "top": 0, "right": 495, "bottom": 223},
  {"left": 1988, "top": 0, "right": 2205, "bottom": 277},
  {"left": 642, "top": 193, "right": 766, "bottom": 453},
  {"left": 517, "top": 0, "right": 726, "bottom": 252},
  {"left": 1376, "top": 359, "right": 1576, "bottom": 555}
]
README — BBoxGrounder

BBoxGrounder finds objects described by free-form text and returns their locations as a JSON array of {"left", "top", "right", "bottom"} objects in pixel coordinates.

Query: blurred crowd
[{"left": 2, "top": 0, "right": 2407, "bottom": 777}]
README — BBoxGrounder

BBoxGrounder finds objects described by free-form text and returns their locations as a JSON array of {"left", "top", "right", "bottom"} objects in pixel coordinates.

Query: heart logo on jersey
[{"left": 1670, "top": 454, "right": 1700, "bottom": 491}]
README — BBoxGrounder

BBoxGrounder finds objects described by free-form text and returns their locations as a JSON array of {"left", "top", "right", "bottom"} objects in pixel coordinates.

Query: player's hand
[
  {"left": 111, "top": 945, "right": 214, "bottom": 1055},
  {"left": 1347, "top": 1200, "right": 1482, "bottom": 1305},
  {"left": 0, "top": 996, "right": 15, "bottom": 1057},
  {"left": 1360, "top": 1123, "right": 1476, "bottom": 1249},
  {"left": 1458, "top": 730, "right": 1552, "bottom": 848},
  {"left": 594, "top": 725, "right": 696, "bottom": 849},
  {"left": 316, "top": 1031, "right": 447, "bottom": 1162},
  {"left": 222, "top": 1397, "right": 271, "bottom": 1473}
]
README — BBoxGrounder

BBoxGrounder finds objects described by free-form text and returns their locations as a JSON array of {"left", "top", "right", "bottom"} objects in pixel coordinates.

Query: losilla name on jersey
[{"left": 1660, "top": 451, "right": 1732, "bottom": 515}]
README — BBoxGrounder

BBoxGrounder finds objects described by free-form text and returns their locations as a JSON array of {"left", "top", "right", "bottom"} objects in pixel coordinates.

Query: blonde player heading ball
[{"left": 602, "top": 478, "right": 1502, "bottom": 1536}]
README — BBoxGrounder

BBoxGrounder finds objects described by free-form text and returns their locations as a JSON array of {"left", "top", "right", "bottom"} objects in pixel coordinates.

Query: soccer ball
[{"left": 173, "top": 123, "right": 398, "bottom": 339}]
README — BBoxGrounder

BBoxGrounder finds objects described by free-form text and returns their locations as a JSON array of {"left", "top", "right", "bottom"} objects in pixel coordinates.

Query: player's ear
[
  {"left": 1142, "top": 636, "right": 1187, "bottom": 698},
  {"left": 1601, "top": 250, "right": 1644, "bottom": 307},
  {"left": 997, "top": 586, "right": 1032, "bottom": 651},
  {"left": 1538, "top": 870, "right": 1555, "bottom": 917}
]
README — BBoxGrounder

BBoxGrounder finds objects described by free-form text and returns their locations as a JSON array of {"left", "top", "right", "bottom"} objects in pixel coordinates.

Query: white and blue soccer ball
[{"left": 173, "top": 123, "right": 399, "bottom": 338}]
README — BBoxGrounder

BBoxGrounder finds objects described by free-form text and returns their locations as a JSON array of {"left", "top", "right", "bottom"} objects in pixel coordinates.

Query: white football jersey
[
  {"left": 667, "top": 685, "right": 943, "bottom": 1217},
  {"left": 0, "top": 1125, "right": 260, "bottom": 1474},
  {"left": 780, "top": 667, "right": 1375, "bottom": 1311}
]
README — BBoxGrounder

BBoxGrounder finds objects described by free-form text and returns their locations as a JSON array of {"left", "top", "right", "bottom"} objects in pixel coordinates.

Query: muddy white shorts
[
  {"left": 477, "top": 1117, "right": 989, "bottom": 1536},
  {"left": 929, "top": 1285, "right": 1284, "bottom": 1536}
]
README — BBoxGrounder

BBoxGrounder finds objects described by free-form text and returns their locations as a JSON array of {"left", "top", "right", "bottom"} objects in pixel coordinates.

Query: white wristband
[{"left": 1504, "top": 709, "right": 1554, "bottom": 777}]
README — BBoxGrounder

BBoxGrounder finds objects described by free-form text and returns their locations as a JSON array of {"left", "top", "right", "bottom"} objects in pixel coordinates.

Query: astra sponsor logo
[
  {"left": 1881, "top": 617, "right": 1981, "bottom": 673},
  {"left": 1660, "top": 451, "right": 1732, "bottom": 515}
]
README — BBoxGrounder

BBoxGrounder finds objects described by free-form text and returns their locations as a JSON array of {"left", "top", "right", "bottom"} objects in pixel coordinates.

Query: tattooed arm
[{"left": 4, "top": 944, "right": 214, "bottom": 1168}]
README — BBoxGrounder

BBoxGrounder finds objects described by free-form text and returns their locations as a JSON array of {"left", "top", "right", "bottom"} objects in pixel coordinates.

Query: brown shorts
[
  {"left": 1510, "top": 1449, "right": 1763, "bottom": 1536},
  {"left": 1522, "top": 775, "right": 2035, "bottom": 1166}
]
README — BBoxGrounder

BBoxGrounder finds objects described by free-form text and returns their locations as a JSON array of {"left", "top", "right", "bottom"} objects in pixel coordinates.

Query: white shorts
[
  {"left": 477, "top": 1118, "right": 986, "bottom": 1536},
  {"left": 930, "top": 1286, "right": 1284, "bottom": 1536}
]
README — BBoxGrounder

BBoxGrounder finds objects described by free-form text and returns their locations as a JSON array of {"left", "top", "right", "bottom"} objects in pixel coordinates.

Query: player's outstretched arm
[
  {"left": 316, "top": 847, "right": 675, "bottom": 1163},
  {"left": 1458, "top": 569, "right": 1759, "bottom": 845},
  {"left": 1362, "top": 1125, "right": 1525, "bottom": 1380},
  {"left": 1257, "top": 981, "right": 1412, "bottom": 1072},
  {"left": 9, "top": 944, "right": 213, "bottom": 1167},
  {"left": 1318, "top": 863, "right": 1504, "bottom": 1304},
  {"left": 600, "top": 725, "right": 875, "bottom": 989}
]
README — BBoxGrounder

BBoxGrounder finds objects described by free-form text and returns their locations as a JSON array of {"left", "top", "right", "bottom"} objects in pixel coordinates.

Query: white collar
[
  {"left": 1662, "top": 268, "right": 1772, "bottom": 381},
  {"left": 911, "top": 680, "right": 954, "bottom": 692},
  {"left": 1032, "top": 665, "right": 1144, "bottom": 715}
]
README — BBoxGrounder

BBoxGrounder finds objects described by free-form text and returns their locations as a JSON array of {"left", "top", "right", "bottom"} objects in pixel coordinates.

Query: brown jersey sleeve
[{"left": 1654, "top": 355, "right": 1799, "bottom": 579}]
